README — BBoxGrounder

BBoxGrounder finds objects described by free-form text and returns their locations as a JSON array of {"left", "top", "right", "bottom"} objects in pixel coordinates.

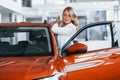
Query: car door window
[{"left": 75, "top": 24, "right": 112, "bottom": 51}]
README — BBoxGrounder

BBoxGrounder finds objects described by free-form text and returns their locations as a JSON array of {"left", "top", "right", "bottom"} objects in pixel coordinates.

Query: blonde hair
[{"left": 62, "top": 7, "right": 78, "bottom": 27}]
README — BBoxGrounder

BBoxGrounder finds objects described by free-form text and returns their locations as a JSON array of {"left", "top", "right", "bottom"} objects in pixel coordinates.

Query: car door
[{"left": 61, "top": 21, "right": 120, "bottom": 80}]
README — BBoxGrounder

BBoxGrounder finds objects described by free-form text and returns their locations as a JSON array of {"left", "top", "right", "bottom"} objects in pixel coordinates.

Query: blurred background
[
  {"left": 1, "top": 0, "right": 120, "bottom": 51},
  {"left": 0, "top": 0, "right": 120, "bottom": 28}
]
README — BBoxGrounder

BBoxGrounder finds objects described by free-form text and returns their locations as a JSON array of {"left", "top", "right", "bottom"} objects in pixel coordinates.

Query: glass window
[
  {"left": 0, "top": 27, "right": 53, "bottom": 56},
  {"left": 22, "top": 0, "right": 32, "bottom": 7},
  {"left": 74, "top": 24, "right": 112, "bottom": 51}
]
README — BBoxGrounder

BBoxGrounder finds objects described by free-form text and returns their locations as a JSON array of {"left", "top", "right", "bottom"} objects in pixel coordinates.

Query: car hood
[{"left": 0, "top": 56, "right": 54, "bottom": 80}]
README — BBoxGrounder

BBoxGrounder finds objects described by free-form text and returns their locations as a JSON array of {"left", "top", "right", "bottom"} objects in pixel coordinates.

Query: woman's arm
[
  {"left": 50, "top": 20, "right": 61, "bottom": 26},
  {"left": 51, "top": 23, "right": 76, "bottom": 35}
]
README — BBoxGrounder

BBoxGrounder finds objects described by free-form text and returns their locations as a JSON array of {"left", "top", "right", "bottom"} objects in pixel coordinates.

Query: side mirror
[{"left": 66, "top": 43, "right": 88, "bottom": 56}]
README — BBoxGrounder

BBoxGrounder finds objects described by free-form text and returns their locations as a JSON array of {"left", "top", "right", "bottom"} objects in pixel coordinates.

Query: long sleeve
[
  {"left": 51, "top": 23, "right": 76, "bottom": 35},
  {"left": 51, "top": 23, "right": 77, "bottom": 49}
]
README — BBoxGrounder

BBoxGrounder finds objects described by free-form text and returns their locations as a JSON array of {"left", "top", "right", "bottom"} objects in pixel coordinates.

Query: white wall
[
  {"left": 23, "top": 1, "right": 118, "bottom": 23},
  {"left": 0, "top": 0, "right": 22, "bottom": 14},
  {"left": 0, "top": 13, "right": 1, "bottom": 22},
  {"left": 16, "top": 0, "right": 23, "bottom": 6},
  {"left": 0, "top": 0, "right": 24, "bottom": 23},
  {"left": 1, "top": 13, "right": 24, "bottom": 23},
  {"left": 1, "top": 14, "right": 10, "bottom": 23}
]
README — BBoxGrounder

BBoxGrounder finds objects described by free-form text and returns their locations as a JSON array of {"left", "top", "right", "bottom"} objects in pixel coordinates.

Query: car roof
[{"left": 0, "top": 22, "right": 51, "bottom": 27}]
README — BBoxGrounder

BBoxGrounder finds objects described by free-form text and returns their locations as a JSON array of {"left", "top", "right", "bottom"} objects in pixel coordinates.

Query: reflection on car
[{"left": 0, "top": 21, "right": 120, "bottom": 80}]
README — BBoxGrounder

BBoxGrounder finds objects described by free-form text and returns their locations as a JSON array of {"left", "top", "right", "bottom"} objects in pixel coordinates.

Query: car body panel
[
  {"left": 63, "top": 47, "right": 120, "bottom": 80},
  {"left": 0, "top": 56, "right": 55, "bottom": 80},
  {"left": 0, "top": 21, "right": 120, "bottom": 80}
]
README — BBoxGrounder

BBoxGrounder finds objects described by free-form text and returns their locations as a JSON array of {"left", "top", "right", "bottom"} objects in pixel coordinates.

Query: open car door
[{"left": 61, "top": 21, "right": 120, "bottom": 80}]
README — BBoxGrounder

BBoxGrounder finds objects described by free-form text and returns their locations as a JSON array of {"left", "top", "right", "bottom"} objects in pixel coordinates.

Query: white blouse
[{"left": 51, "top": 23, "right": 77, "bottom": 49}]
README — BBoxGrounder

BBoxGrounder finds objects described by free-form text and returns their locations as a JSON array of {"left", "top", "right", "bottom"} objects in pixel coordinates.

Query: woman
[{"left": 51, "top": 6, "right": 78, "bottom": 49}]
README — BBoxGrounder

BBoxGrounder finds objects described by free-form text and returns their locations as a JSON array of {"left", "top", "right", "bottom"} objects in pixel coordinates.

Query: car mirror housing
[{"left": 66, "top": 43, "right": 88, "bottom": 56}]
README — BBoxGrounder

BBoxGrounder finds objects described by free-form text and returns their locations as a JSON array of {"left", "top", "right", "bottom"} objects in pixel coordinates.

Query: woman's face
[{"left": 63, "top": 10, "right": 72, "bottom": 24}]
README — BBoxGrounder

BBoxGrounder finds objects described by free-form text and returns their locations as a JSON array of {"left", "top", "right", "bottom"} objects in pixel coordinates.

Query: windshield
[{"left": 0, "top": 26, "right": 53, "bottom": 56}]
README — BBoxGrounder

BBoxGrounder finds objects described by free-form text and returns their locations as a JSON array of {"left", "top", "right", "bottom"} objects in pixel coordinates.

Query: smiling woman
[{"left": 51, "top": 6, "right": 78, "bottom": 49}]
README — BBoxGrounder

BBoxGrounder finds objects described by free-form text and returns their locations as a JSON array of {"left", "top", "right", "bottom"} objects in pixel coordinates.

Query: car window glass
[
  {"left": 0, "top": 27, "right": 53, "bottom": 56},
  {"left": 74, "top": 24, "right": 112, "bottom": 51}
]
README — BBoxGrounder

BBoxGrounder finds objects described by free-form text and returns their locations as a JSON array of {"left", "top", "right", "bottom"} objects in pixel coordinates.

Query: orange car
[{"left": 0, "top": 21, "right": 120, "bottom": 80}]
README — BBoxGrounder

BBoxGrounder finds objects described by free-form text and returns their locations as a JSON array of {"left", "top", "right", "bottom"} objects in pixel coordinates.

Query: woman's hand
[
  {"left": 56, "top": 20, "right": 62, "bottom": 24},
  {"left": 50, "top": 20, "right": 62, "bottom": 26}
]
